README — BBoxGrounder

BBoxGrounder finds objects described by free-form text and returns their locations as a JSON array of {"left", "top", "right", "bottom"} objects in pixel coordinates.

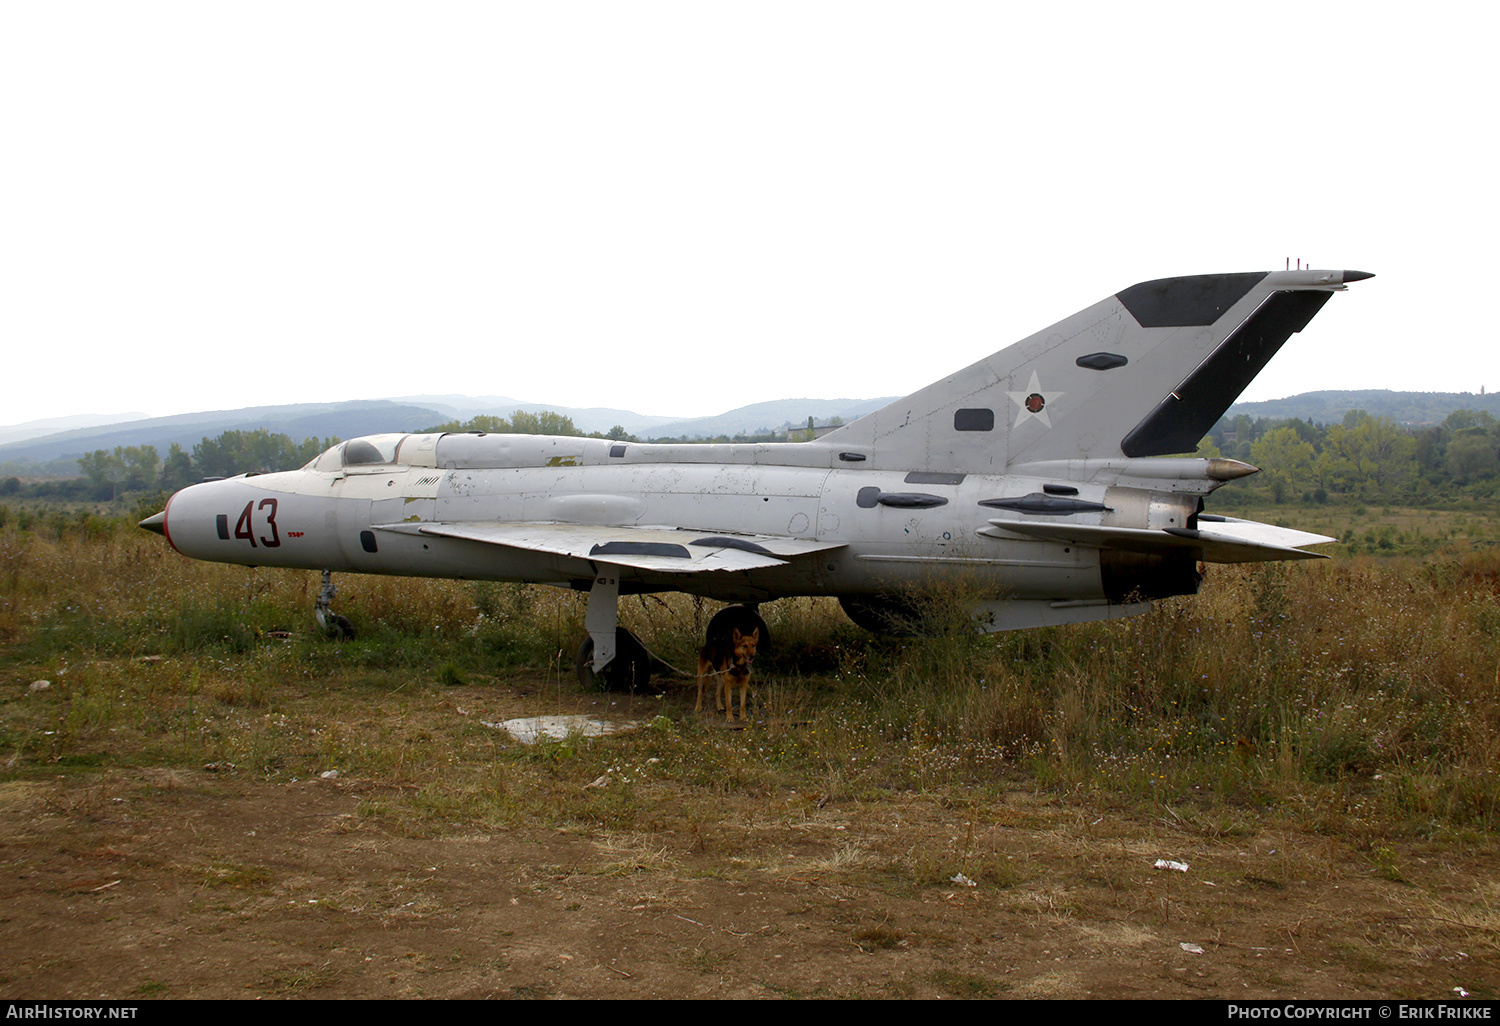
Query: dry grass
[
  {"left": 4, "top": 518, "right": 1500, "bottom": 839},
  {"left": 8, "top": 517, "right": 1500, "bottom": 999}
]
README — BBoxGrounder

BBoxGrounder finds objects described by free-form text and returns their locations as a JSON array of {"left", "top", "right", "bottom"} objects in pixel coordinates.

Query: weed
[
  {"left": 4, "top": 515, "right": 1500, "bottom": 844},
  {"left": 1369, "top": 845, "right": 1411, "bottom": 884},
  {"left": 197, "top": 862, "right": 277, "bottom": 890},
  {"left": 927, "top": 968, "right": 1006, "bottom": 998},
  {"left": 852, "top": 923, "right": 906, "bottom": 950},
  {"left": 262, "top": 961, "right": 340, "bottom": 994}
]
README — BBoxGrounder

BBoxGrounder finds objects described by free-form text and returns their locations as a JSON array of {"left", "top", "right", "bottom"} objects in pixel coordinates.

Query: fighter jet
[{"left": 140, "top": 268, "right": 1371, "bottom": 688}]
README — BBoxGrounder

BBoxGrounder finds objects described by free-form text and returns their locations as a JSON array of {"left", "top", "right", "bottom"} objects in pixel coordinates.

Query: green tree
[
  {"left": 191, "top": 434, "right": 236, "bottom": 478},
  {"left": 77, "top": 449, "right": 126, "bottom": 499},
  {"left": 160, "top": 443, "right": 197, "bottom": 492},
  {"left": 509, "top": 410, "right": 578, "bottom": 435},
  {"left": 1446, "top": 430, "right": 1500, "bottom": 485},
  {"left": 1250, "top": 427, "right": 1315, "bottom": 502},
  {"left": 435, "top": 414, "right": 510, "bottom": 433},
  {"left": 1317, "top": 414, "right": 1416, "bottom": 495},
  {"left": 193, "top": 429, "right": 326, "bottom": 478},
  {"left": 296, "top": 436, "right": 335, "bottom": 465},
  {"left": 1442, "top": 409, "right": 1497, "bottom": 432},
  {"left": 422, "top": 411, "right": 579, "bottom": 436},
  {"left": 117, "top": 445, "right": 160, "bottom": 491}
]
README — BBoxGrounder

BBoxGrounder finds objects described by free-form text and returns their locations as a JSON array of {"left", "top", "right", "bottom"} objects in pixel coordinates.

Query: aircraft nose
[{"left": 139, "top": 511, "right": 166, "bottom": 535}]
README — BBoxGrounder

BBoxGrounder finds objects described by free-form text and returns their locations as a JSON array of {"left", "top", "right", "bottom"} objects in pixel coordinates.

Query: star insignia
[{"left": 1006, "top": 371, "right": 1062, "bottom": 428}]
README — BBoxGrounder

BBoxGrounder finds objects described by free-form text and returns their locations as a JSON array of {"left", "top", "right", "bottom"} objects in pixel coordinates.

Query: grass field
[
  {"left": 3, "top": 511, "right": 1500, "bottom": 997},
  {"left": 6, "top": 512, "right": 1500, "bottom": 834}
]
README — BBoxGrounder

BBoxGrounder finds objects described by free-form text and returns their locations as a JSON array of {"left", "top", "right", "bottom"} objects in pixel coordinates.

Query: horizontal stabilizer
[
  {"left": 979, "top": 516, "right": 1334, "bottom": 564},
  {"left": 375, "top": 521, "right": 843, "bottom": 573}
]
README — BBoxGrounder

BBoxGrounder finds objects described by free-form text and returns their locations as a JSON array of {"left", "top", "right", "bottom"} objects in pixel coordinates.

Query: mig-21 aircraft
[{"left": 140, "top": 268, "right": 1371, "bottom": 688}]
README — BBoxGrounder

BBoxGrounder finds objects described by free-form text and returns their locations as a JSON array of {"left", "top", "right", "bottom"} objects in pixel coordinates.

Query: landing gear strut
[
  {"left": 314, "top": 570, "right": 355, "bottom": 640},
  {"left": 569, "top": 580, "right": 772, "bottom": 693},
  {"left": 574, "top": 573, "right": 652, "bottom": 691},
  {"left": 575, "top": 629, "right": 651, "bottom": 691}
]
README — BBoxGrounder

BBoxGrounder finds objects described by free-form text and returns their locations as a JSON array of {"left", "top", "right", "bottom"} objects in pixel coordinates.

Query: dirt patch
[{"left": 2, "top": 749, "right": 1495, "bottom": 999}]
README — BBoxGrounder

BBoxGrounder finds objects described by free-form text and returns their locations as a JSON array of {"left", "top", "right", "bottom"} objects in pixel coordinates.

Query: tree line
[
  {"left": 1208, "top": 408, "right": 1500, "bottom": 503},
  {"left": 87, "top": 431, "right": 335, "bottom": 497},
  {"left": 8, "top": 406, "right": 1487, "bottom": 509},
  {"left": 421, "top": 411, "right": 845, "bottom": 445},
  {"left": 423, "top": 411, "right": 650, "bottom": 442},
  {"left": 3, "top": 430, "right": 338, "bottom": 503},
  {"left": 36, "top": 416, "right": 614, "bottom": 503}
]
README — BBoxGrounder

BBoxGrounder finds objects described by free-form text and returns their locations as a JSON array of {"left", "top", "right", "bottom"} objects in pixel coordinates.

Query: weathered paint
[{"left": 151, "top": 269, "right": 1368, "bottom": 634}]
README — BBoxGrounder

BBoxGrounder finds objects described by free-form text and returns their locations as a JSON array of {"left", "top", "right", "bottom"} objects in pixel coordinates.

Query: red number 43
[{"left": 234, "top": 499, "right": 280, "bottom": 548}]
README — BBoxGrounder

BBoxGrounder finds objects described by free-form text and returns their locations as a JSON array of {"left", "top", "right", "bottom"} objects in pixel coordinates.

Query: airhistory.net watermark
[{"left": 5, "top": 1007, "right": 138, "bottom": 1020}]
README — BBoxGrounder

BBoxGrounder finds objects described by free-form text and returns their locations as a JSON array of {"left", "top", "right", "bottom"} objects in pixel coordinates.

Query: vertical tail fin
[{"left": 820, "top": 269, "right": 1371, "bottom": 473}]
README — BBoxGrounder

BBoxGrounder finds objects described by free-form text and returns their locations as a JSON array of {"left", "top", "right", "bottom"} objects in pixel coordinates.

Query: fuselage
[
  {"left": 144, "top": 269, "right": 1369, "bottom": 648},
  {"left": 157, "top": 430, "right": 1211, "bottom": 609}
]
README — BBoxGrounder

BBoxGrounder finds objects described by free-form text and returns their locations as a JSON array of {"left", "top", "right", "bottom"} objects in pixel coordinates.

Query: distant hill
[
  {"left": 1226, "top": 390, "right": 1500, "bottom": 425},
  {"left": 645, "top": 398, "right": 895, "bottom": 438},
  {"left": 386, "top": 394, "right": 898, "bottom": 438},
  {"left": 388, "top": 394, "right": 682, "bottom": 436},
  {"left": 0, "top": 395, "right": 900, "bottom": 466},
  {"left": 388, "top": 395, "right": 897, "bottom": 439},
  {"left": 23, "top": 388, "right": 1480, "bottom": 470},
  {"left": 0, "top": 412, "right": 150, "bottom": 448},
  {"left": 0, "top": 401, "right": 448, "bottom": 463}
]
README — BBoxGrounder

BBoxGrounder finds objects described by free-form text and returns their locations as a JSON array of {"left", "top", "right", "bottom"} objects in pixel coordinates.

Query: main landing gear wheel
[
  {"left": 575, "top": 628, "right": 652, "bottom": 692},
  {"left": 840, "top": 594, "right": 944, "bottom": 638},
  {"left": 705, "top": 605, "right": 770, "bottom": 651}
]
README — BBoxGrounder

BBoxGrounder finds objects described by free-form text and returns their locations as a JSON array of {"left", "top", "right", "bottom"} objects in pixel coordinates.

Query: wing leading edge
[{"left": 374, "top": 521, "right": 844, "bottom": 573}]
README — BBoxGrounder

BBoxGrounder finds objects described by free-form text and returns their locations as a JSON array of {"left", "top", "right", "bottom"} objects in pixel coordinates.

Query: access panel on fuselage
[
  {"left": 432, "top": 462, "right": 831, "bottom": 539},
  {"left": 814, "top": 469, "right": 1102, "bottom": 602}
]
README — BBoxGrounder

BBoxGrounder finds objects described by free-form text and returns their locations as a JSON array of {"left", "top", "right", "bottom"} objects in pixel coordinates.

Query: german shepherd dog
[{"left": 696, "top": 626, "right": 759, "bottom": 723}]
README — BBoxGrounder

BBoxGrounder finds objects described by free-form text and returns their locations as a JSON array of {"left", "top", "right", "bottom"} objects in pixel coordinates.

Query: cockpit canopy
[
  {"left": 309, "top": 433, "right": 444, "bottom": 472},
  {"left": 307, "top": 430, "right": 619, "bottom": 473},
  {"left": 342, "top": 436, "right": 398, "bottom": 466}
]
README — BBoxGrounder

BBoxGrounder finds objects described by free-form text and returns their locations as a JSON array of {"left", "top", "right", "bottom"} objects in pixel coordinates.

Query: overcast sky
[{"left": 2, "top": 2, "right": 1494, "bottom": 428}]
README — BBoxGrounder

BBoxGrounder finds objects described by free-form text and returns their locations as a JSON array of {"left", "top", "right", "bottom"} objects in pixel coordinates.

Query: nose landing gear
[{"left": 314, "top": 570, "right": 355, "bottom": 640}]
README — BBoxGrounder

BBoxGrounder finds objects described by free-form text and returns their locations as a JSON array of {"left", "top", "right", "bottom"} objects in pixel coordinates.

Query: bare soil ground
[{"left": 2, "top": 676, "right": 1497, "bottom": 1001}]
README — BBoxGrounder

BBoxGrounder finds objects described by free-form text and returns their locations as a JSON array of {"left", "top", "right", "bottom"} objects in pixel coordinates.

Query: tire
[
  {"left": 839, "top": 594, "right": 946, "bottom": 637},
  {"left": 705, "top": 605, "right": 770, "bottom": 651},
  {"left": 325, "top": 613, "right": 356, "bottom": 641},
  {"left": 575, "top": 629, "right": 651, "bottom": 692}
]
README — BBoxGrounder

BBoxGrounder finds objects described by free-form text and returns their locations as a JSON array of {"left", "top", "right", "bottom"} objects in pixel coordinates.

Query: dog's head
[{"left": 731, "top": 627, "right": 759, "bottom": 667}]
